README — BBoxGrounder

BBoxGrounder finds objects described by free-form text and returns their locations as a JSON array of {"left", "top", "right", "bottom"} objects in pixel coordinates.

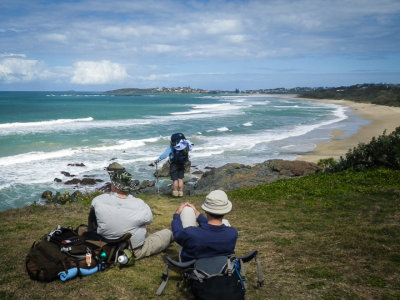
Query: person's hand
[
  {"left": 175, "top": 202, "right": 189, "bottom": 215},
  {"left": 186, "top": 203, "right": 201, "bottom": 218}
]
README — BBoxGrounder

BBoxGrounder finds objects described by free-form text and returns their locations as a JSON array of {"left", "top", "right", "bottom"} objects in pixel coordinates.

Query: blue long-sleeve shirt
[{"left": 171, "top": 213, "right": 238, "bottom": 262}]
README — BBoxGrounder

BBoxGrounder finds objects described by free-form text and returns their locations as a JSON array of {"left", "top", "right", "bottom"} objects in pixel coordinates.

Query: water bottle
[
  {"left": 118, "top": 249, "right": 133, "bottom": 265},
  {"left": 86, "top": 252, "right": 92, "bottom": 267},
  {"left": 100, "top": 251, "right": 107, "bottom": 271},
  {"left": 118, "top": 253, "right": 129, "bottom": 264}
]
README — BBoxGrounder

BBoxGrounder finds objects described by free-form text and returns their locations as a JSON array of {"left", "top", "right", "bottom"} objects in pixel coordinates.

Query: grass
[{"left": 1, "top": 168, "right": 400, "bottom": 299}]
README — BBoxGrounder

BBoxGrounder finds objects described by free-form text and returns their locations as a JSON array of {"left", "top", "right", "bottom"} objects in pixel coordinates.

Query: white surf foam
[
  {"left": 0, "top": 149, "right": 79, "bottom": 166},
  {"left": 92, "top": 137, "right": 160, "bottom": 151},
  {"left": 170, "top": 102, "right": 250, "bottom": 116},
  {"left": 191, "top": 103, "right": 348, "bottom": 159},
  {"left": 0, "top": 117, "right": 93, "bottom": 129},
  {"left": 0, "top": 117, "right": 152, "bottom": 136}
]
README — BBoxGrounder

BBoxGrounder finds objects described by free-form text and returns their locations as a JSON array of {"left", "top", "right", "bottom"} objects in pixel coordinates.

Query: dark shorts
[{"left": 170, "top": 162, "right": 185, "bottom": 181}]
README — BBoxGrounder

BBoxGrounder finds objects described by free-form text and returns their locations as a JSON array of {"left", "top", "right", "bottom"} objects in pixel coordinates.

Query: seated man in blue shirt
[{"left": 171, "top": 190, "right": 238, "bottom": 262}]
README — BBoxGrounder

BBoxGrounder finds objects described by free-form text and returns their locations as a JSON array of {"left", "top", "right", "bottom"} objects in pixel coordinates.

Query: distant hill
[
  {"left": 299, "top": 84, "right": 400, "bottom": 107},
  {"left": 105, "top": 84, "right": 400, "bottom": 107},
  {"left": 105, "top": 87, "right": 223, "bottom": 94}
]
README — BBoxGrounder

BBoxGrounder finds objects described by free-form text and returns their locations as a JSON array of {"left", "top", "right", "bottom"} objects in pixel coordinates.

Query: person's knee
[{"left": 180, "top": 206, "right": 197, "bottom": 228}]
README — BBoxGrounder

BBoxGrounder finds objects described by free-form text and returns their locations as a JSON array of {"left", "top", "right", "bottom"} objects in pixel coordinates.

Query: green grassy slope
[{"left": 1, "top": 168, "right": 400, "bottom": 299}]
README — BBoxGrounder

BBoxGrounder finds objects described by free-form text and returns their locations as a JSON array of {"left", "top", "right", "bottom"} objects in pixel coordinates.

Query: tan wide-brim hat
[{"left": 201, "top": 190, "right": 232, "bottom": 215}]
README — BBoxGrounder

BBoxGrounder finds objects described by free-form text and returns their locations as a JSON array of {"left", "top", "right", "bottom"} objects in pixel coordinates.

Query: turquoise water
[{"left": 0, "top": 92, "right": 367, "bottom": 211}]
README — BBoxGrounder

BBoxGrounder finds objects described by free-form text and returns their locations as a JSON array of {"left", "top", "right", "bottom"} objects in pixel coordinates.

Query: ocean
[{"left": 0, "top": 91, "right": 368, "bottom": 211}]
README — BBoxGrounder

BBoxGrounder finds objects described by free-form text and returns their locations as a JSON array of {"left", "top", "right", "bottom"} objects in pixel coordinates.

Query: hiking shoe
[
  {"left": 172, "top": 190, "right": 179, "bottom": 197},
  {"left": 178, "top": 191, "right": 184, "bottom": 197}
]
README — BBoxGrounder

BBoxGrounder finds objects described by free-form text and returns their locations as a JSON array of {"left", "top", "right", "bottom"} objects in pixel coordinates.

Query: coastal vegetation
[
  {"left": 1, "top": 166, "right": 400, "bottom": 299},
  {"left": 299, "top": 84, "right": 400, "bottom": 107},
  {"left": 319, "top": 126, "right": 400, "bottom": 172}
]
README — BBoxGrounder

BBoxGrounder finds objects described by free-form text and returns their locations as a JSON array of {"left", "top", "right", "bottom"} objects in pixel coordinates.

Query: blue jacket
[
  {"left": 171, "top": 213, "right": 238, "bottom": 262},
  {"left": 156, "top": 139, "right": 194, "bottom": 164},
  {"left": 156, "top": 145, "right": 174, "bottom": 164}
]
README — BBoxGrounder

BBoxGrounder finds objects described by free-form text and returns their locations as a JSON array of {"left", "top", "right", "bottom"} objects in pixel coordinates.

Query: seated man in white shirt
[{"left": 89, "top": 162, "right": 173, "bottom": 260}]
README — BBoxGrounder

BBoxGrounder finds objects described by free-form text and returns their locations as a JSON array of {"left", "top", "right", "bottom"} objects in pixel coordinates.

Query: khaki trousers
[{"left": 133, "top": 228, "right": 173, "bottom": 260}]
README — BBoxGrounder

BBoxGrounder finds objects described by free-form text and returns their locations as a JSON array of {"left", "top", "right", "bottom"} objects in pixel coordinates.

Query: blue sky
[{"left": 0, "top": 0, "right": 399, "bottom": 91}]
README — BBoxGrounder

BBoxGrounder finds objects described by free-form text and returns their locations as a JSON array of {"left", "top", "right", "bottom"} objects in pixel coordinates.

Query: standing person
[
  {"left": 171, "top": 190, "right": 238, "bottom": 262},
  {"left": 88, "top": 162, "right": 173, "bottom": 260},
  {"left": 154, "top": 133, "right": 194, "bottom": 197}
]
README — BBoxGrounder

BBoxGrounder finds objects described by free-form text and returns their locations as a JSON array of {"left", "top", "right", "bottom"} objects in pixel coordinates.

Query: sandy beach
[{"left": 296, "top": 98, "right": 400, "bottom": 163}]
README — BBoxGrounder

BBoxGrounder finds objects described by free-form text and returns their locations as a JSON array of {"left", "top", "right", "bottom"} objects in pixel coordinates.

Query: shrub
[{"left": 322, "top": 126, "right": 400, "bottom": 172}]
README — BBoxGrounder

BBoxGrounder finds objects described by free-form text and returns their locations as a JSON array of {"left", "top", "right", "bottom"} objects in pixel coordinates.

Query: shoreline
[{"left": 295, "top": 98, "right": 400, "bottom": 163}]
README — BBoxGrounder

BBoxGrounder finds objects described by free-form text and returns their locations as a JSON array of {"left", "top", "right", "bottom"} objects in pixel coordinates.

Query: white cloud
[
  {"left": 71, "top": 60, "right": 129, "bottom": 84},
  {"left": 205, "top": 19, "right": 241, "bottom": 35},
  {"left": 226, "top": 34, "right": 246, "bottom": 43},
  {"left": 0, "top": 53, "right": 26, "bottom": 58},
  {"left": 143, "top": 44, "right": 177, "bottom": 54},
  {"left": 0, "top": 57, "right": 50, "bottom": 82},
  {"left": 39, "top": 33, "right": 68, "bottom": 44},
  {"left": 1, "top": 0, "right": 400, "bottom": 89}
]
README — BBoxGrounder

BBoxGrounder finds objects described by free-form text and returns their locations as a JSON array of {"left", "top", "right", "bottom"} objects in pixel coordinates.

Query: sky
[{"left": 0, "top": 0, "right": 399, "bottom": 91}]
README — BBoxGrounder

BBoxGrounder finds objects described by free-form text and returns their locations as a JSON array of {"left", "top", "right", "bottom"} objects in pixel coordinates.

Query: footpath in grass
[{"left": 0, "top": 168, "right": 399, "bottom": 299}]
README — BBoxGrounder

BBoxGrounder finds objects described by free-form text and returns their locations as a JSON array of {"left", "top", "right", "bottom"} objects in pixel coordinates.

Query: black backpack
[
  {"left": 25, "top": 225, "right": 132, "bottom": 282},
  {"left": 156, "top": 250, "right": 264, "bottom": 299},
  {"left": 170, "top": 133, "right": 189, "bottom": 164}
]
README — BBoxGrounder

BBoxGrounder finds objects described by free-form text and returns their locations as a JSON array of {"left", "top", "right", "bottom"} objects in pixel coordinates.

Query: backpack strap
[
  {"left": 236, "top": 259, "right": 247, "bottom": 291},
  {"left": 155, "top": 264, "right": 169, "bottom": 296},
  {"left": 156, "top": 256, "right": 196, "bottom": 296},
  {"left": 236, "top": 250, "right": 264, "bottom": 287},
  {"left": 254, "top": 253, "right": 264, "bottom": 287}
]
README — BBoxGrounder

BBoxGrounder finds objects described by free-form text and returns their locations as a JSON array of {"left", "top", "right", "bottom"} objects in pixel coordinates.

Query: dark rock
[
  {"left": 41, "top": 190, "right": 52, "bottom": 199},
  {"left": 67, "top": 163, "right": 86, "bottom": 167},
  {"left": 139, "top": 180, "right": 155, "bottom": 189},
  {"left": 192, "top": 170, "right": 204, "bottom": 175},
  {"left": 71, "top": 191, "right": 83, "bottom": 198},
  {"left": 61, "top": 171, "right": 75, "bottom": 177},
  {"left": 65, "top": 178, "right": 81, "bottom": 185},
  {"left": 80, "top": 178, "right": 103, "bottom": 185},
  {"left": 54, "top": 178, "right": 62, "bottom": 183}
]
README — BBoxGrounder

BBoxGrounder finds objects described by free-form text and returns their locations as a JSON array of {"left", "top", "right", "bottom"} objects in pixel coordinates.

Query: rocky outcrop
[
  {"left": 154, "top": 161, "right": 191, "bottom": 177},
  {"left": 45, "top": 159, "right": 321, "bottom": 202},
  {"left": 41, "top": 190, "right": 52, "bottom": 199},
  {"left": 267, "top": 159, "right": 321, "bottom": 176},
  {"left": 187, "top": 160, "right": 321, "bottom": 195},
  {"left": 64, "top": 178, "right": 81, "bottom": 185},
  {"left": 64, "top": 178, "right": 103, "bottom": 185}
]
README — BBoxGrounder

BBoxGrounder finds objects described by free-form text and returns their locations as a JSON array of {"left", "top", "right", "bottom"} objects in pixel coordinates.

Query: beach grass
[{"left": 1, "top": 168, "right": 400, "bottom": 299}]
